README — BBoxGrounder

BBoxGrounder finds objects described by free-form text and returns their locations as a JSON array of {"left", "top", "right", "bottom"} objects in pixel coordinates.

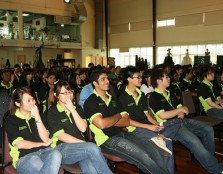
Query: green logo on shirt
[
  {"left": 61, "top": 119, "right": 68, "bottom": 123},
  {"left": 99, "top": 103, "right": 105, "bottom": 106},
  {"left": 19, "top": 126, "right": 27, "bottom": 131},
  {"left": 128, "top": 102, "right": 134, "bottom": 106}
]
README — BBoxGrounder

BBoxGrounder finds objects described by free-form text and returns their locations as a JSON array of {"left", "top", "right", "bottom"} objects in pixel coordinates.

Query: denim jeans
[
  {"left": 131, "top": 118, "right": 181, "bottom": 174},
  {"left": 207, "top": 108, "right": 223, "bottom": 120},
  {"left": 101, "top": 132, "right": 170, "bottom": 174},
  {"left": 176, "top": 118, "right": 223, "bottom": 174},
  {"left": 56, "top": 142, "right": 112, "bottom": 174},
  {"left": 16, "top": 147, "right": 62, "bottom": 174}
]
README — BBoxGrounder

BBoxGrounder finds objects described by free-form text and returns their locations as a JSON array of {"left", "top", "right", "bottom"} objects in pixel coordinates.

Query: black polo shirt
[
  {"left": 84, "top": 90, "right": 126, "bottom": 146},
  {"left": 47, "top": 102, "right": 85, "bottom": 148},
  {"left": 5, "top": 109, "right": 47, "bottom": 168},
  {"left": 0, "top": 81, "right": 13, "bottom": 96},
  {"left": 168, "top": 82, "right": 181, "bottom": 97},
  {"left": 149, "top": 88, "right": 182, "bottom": 123},
  {"left": 197, "top": 80, "right": 220, "bottom": 112},
  {"left": 119, "top": 87, "right": 150, "bottom": 132},
  {"left": 180, "top": 78, "right": 196, "bottom": 92}
]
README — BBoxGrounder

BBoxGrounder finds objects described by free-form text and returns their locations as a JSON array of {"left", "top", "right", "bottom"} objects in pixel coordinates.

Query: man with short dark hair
[
  {"left": 0, "top": 69, "right": 13, "bottom": 96},
  {"left": 84, "top": 69, "right": 170, "bottom": 174},
  {"left": 149, "top": 68, "right": 223, "bottom": 174}
]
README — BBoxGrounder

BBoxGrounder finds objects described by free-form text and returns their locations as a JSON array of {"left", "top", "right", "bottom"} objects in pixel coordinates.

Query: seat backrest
[{"left": 181, "top": 91, "right": 196, "bottom": 114}]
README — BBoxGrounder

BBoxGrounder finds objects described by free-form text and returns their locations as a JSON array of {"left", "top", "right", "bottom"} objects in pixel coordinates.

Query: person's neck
[
  {"left": 58, "top": 101, "right": 68, "bottom": 111},
  {"left": 204, "top": 78, "right": 210, "bottom": 82},
  {"left": 127, "top": 84, "right": 137, "bottom": 93},
  {"left": 3, "top": 81, "right": 10, "bottom": 86},
  {"left": 157, "top": 86, "right": 166, "bottom": 93},
  {"left": 19, "top": 108, "right": 31, "bottom": 118},
  {"left": 95, "top": 88, "right": 107, "bottom": 99}
]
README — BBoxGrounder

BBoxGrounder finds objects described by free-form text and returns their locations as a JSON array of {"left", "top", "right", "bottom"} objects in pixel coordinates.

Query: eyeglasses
[
  {"left": 132, "top": 76, "right": 142, "bottom": 79},
  {"left": 59, "top": 90, "right": 74, "bottom": 95}
]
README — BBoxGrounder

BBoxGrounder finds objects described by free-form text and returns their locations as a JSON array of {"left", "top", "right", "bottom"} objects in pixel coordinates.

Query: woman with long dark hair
[{"left": 5, "top": 86, "right": 62, "bottom": 174}]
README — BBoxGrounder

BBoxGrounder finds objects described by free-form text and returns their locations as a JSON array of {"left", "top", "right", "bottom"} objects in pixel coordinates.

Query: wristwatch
[{"left": 35, "top": 118, "right": 42, "bottom": 123}]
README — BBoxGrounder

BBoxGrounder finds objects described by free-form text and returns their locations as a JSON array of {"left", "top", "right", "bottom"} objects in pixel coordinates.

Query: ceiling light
[{"left": 64, "top": 0, "right": 71, "bottom": 3}]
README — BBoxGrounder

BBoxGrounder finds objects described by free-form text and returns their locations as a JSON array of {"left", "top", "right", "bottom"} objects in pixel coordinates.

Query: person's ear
[
  {"left": 54, "top": 93, "right": 57, "bottom": 97},
  {"left": 15, "top": 102, "right": 20, "bottom": 107},
  {"left": 93, "top": 81, "right": 98, "bottom": 87}
]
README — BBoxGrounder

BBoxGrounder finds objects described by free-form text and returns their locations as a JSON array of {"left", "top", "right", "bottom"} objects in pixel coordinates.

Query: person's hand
[
  {"left": 42, "top": 139, "right": 52, "bottom": 146},
  {"left": 146, "top": 125, "right": 164, "bottom": 132},
  {"left": 65, "top": 98, "right": 75, "bottom": 113},
  {"left": 177, "top": 112, "right": 185, "bottom": 119},
  {"left": 30, "top": 104, "right": 40, "bottom": 119},
  {"left": 181, "top": 106, "right": 189, "bottom": 115}
]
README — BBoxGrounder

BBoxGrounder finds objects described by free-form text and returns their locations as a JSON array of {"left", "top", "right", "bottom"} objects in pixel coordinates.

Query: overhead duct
[{"left": 54, "top": 1, "right": 87, "bottom": 24}]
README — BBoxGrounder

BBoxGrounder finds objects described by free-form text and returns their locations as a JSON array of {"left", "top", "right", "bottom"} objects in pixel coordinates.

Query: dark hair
[
  {"left": 14, "top": 64, "right": 21, "bottom": 69},
  {"left": 20, "top": 68, "right": 33, "bottom": 86},
  {"left": 122, "top": 66, "right": 140, "bottom": 86},
  {"left": 10, "top": 86, "right": 37, "bottom": 114},
  {"left": 199, "top": 65, "right": 214, "bottom": 81},
  {"left": 90, "top": 69, "right": 107, "bottom": 88},
  {"left": 46, "top": 71, "right": 56, "bottom": 79},
  {"left": 181, "top": 66, "right": 192, "bottom": 79},
  {"left": 142, "top": 70, "right": 151, "bottom": 87},
  {"left": 69, "top": 73, "right": 80, "bottom": 92},
  {"left": 151, "top": 69, "right": 165, "bottom": 88},
  {"left": 54, "top": 80, "right": 72, "bottom": 97}
]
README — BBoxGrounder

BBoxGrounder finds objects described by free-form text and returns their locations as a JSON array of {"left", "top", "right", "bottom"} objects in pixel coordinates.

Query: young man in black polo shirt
[
  {"left": 118, "top": 66, "right": 182, "bottom": 174},
  {"left": 198, "top": 64, "right": 223, "bottom": 119},
  {"left": 84, "top": 69, "right": 170, "bottom": 174},
  {"left": 149, "top": 68, "right": 223, "bottom": 174},
  {"left": 0, "top": 69, "right": 13, "bottom": 96}
]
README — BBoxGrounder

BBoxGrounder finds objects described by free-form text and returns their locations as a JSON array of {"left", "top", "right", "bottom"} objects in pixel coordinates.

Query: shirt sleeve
[
  {"left": 149, "top": 93, "right": 164, "bottom": 114},
  {"left": 198, "top": 84, "right": 212, "bottom": 100},
  {"left": 84, "top": 95, "right": 100, "bottom": 121},
  {"left": 5, "top": 117, "right": 24, "bottom": 146}
]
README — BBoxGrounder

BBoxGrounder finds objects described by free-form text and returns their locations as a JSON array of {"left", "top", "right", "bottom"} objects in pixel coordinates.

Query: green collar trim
[
  {"left": 183, "top": 78, "right": 192, "bottom": 84},
  {"left": 15, "top": 109, "right": 32, "bottom": 121},
  {"left": 125, "top": 86, "right": 142, "bottom": 105},
  {"left": 202, "top": 80, "right": 213, "bottom": 87},
  {"left": 1, "top": 81, "right": 13, "bottom": 89},
  {"left": 56, "top": 102, "right": 73, "bottom": 123},
  {"left": 93, "top": 90, "right": 112, "bottom": 106}
]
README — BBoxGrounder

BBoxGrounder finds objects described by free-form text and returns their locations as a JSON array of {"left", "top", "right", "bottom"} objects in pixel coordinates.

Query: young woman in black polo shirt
[
  {"left": 47, "top": 80, "right": 112, "bottom": 174},
  {"left": 5, "top": 86, "right": 62, "bottom": 174}
]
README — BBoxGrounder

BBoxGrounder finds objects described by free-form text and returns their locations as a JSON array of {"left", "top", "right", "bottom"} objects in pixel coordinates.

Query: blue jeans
[
  {"left": 16, "top": 147, "right": 62, "bottom": 174},
  {"left": 56, "top": 142, "right": 112, "bottom": 174},
  {"left": 101, "top": 132, "right": 170, "bottom": 174},
  {"left": 131, "top": 118, "right": 181, "bottom": 174},
  {"left": 207, "top": 108, "right": 223, "bottom": 120},
  {"left": 176, "top": 118, "right": 223, "bottom": 173}
]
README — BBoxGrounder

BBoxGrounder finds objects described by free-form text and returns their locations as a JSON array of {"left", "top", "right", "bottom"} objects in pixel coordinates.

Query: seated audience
[
  {"left": 84, "top": 69, "right": 170, "bottom": 174},
  {"left": 149, "top": 68, "right": 223, "bottom": 174}
]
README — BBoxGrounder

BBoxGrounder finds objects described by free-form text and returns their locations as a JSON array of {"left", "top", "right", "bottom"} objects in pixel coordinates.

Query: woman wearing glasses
[
  {"left": 5, "top": 86, "right": 62, "bottom": 174},
  {"left": 47, "top": 80, "right": 112, "bottom": 174}
]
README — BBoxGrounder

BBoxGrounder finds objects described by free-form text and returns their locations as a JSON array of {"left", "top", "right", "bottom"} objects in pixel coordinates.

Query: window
[
  {"left": 157, "top": 18, "right": 175, "bottom": 27},
  {"left": 157, "top": 44, "right": 223, "bottom": 65},
  {"left": 110, "top": 47, "right": 153, "bottom": 68}
]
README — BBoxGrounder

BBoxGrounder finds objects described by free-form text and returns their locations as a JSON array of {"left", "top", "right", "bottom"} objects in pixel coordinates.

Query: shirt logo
[
  {"left": 112, "top": 101, "right": 116, "bottom": 107},
  {"left": 128, "top": 102, "right": 134, "bottom": 106},
  {"left": 161, "top": 99, "right": 165, "bottom": 102},
  {"left": 99, "top": 103, "right": 105, "bottom": 106},
  {"left": 61, "top": 119, "right": 68, "bottom": 123},
  {"left": 19, "top": 126, "right": 27, "bottom": 131}
]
